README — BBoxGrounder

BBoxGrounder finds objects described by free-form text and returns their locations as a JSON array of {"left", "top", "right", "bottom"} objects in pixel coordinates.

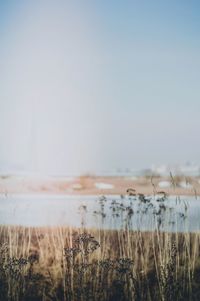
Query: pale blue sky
[{"left": 0, "top": 0, "right": 200, "bottom": 174}]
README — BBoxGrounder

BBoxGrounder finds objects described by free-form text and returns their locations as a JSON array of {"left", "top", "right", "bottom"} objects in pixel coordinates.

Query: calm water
[{"left": 0, "top": 194, "right": 200, "bottom": 232}]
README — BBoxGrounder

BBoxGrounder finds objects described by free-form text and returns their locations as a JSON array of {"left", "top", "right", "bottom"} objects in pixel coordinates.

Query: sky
[{"left": 0, "top": 0, "right": 200, "bottom": 175}]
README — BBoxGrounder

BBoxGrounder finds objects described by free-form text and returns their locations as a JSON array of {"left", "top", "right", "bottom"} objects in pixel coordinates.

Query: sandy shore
[{"left": 0, "top": 175, "right": 200, "bottom": 196}]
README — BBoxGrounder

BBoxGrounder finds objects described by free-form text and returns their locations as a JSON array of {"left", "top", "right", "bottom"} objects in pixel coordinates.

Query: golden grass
[{"left": 1, "top": 224, "right": 200, "bottom": 301}]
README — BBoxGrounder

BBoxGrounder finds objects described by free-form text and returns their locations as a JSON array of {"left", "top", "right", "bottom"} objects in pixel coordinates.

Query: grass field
[
  {"left": 0, "top": 192, "right": 200, "bottom": 300},
  {"left": 0, "top": 223, "right": 200, "bottom": 300}
]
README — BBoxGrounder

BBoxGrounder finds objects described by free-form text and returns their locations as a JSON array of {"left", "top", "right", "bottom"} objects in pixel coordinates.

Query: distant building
[{"left": 150, "top": 162, "right": 200, "bottom": 177}]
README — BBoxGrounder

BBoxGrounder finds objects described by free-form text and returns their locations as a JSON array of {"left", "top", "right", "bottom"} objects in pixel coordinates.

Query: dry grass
[
  {"left": 0, "top": 190, "right": 199, "bottom": 300},
  {"left": 0, "top": 224, "right": 200, "bottom": 301}
]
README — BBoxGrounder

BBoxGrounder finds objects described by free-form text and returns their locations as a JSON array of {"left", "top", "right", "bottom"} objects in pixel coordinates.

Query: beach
[{"left": 0, "top": 175, "right": 199, "bottom": 196}]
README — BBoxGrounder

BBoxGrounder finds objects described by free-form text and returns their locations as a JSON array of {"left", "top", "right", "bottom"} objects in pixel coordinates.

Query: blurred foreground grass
[{"left": 1, "top": 223, "right": 200, "bottom": 301}]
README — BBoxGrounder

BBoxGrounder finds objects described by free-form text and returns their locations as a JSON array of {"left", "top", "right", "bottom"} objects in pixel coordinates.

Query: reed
[{"left": 0, "top": 193, "right": 200, "bottom": 300}]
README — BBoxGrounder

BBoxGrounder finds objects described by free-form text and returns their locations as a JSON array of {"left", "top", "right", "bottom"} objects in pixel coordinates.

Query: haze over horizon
[{"left": 0, "top": 1, "right": 200, "bottom": 175}]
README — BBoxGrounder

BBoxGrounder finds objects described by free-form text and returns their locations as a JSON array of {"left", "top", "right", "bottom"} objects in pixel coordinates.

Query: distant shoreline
[{"left": 0, "top": 175, "right": 200, "bottom": 196}]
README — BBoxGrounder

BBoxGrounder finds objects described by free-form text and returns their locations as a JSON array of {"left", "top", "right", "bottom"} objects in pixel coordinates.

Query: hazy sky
[{"left": 0, "top": 0, "right": 200, "bottom": 175}]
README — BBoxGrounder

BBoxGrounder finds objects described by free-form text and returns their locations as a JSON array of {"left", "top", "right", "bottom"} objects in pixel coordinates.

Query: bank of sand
[{"left": 0, "top": 175, "right": 200, "bottom": 196}]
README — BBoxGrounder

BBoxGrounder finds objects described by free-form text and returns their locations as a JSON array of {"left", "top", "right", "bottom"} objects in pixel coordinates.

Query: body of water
[{"left": 0, "top": 194, "right": 200, "bottom": 232}]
